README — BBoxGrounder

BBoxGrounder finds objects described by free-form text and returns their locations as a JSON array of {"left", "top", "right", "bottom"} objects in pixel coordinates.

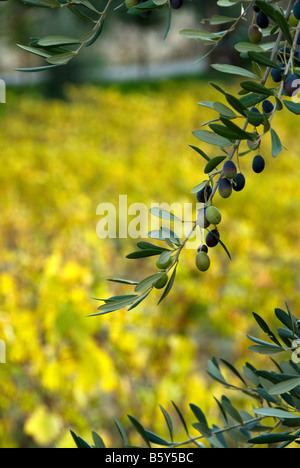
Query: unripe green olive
[
  {"left": 156, "top": 256, "right": 173, "bottom": 270},
  {"left": 195, "top": 251, "right": 210, "bottom": 272},
  {"left": 248, "top": 24, "right": 263, "bottom": 43},
  {"left": 205, "top": 206, "right": 222, "bottom": 225},
  {"left": 289, "top": 13, "right": 299, "bottom": 26},
  {"left": 154, "top": 274, "right": 168, "bottom": 289},
  {"left": 125, "top": 0, "right": 138, "bottom": 7}
]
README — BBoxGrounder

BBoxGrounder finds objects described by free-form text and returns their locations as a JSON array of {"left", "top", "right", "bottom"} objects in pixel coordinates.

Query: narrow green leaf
[
  {"left": 17, "top": 44, "right": 52, "bottom": 58},
  {"left": 220, "top": 118, "right": 256, "bottom": 140},
  {"left": 15, "top": 65, "right": 59, "bottom": 72},
  {"left": 248, "top": 51, "right": 282, "bottom": 70},
  {"left": 137, "top": 242, "right": 167, "bottom": 252},
  {"left": 207, "top": 359, "right": 228, "bottom": 385},
  {"left": 46, "top": 52, "right": 76, "bottom": 65},
  {"left": 189, "top": 145, "right": 210, "bottom": 161},
  {"left": 209, "top": 123, "right": 240, "bottom": 141},
  {"left": 144, "top": 430, "right": 171, "bottom": 447},
  {"left": 180, "top": 29, "right": 219, "bottom": 42},
  {"left": 190, "top": 180, "right": 209, "bottom": 194},
  {"left": 240, "top": 81, "right": 273, "bottom": 96},
  {"left": 235, "top": 42, "right": 264, "bottom": 54},
  {"left": 240, "top": 93, "right": 266, "bottom": 109},
  {"left": 269, "top": 377, "right": 300, "bottom": 395},
  {"left": 252, "top": 312, "right": 282, "bottom": 347},
  {"left": 70, "top": 431, "right": 92, "bottom": 448},
  {"left": 135, "top": 273, "right": 166, "bottom": 292},
  {"left": 249, "top": 432, "right": 297, "bottom": 444},
  {"left": 128, "top": 415, "right": 151, "bottom": 448},
  {"left": 163, "top": 6, "right": 172, "bottom": 40},
  {"left": 126, "top": 249, "right": 162, "bottom": 259},
  {"left": 211, "top": 63, "right": 258, "bottom": 80},
  {"left": 204, "top": 156, "right": 226, "bottom": 174},
  {"left": 159, "top": 405, "right": 173, "bottom": 442},
  {"left": 221, "top": 396, "right": 243, "bottom": 423},
  {"left": 107, "top": 278, "right": 138, "bottom": 285},
  {"left": 171, "top": 401, "right": 189, "bottom": 436},
  {"left": 127, "top": 290, "right": 152, "bottom": 311},
  {"left": 270, "top": 128, "right": 282, "bottom": 157},
  {"left": 275, "top": 308, "right": 293, "bottom": 330},
  {"left": 38, "top": 36, "right": 81, "bottom": 46},
  {"left": 201, "top": 15, "right": 237, "bottom": 25},
  {"left": 150, "top": 206, "right": 182, "bottom": 222},
  {"left": 249, "top": 344, "right": 285, "bottom": 355},
  {"left": 160, "top": 227, "right": 180, "bottom": 245},
  {"left": 89, "top": 296, "right": 138, "bottom": 316},
  {"left": 158, "top": 264, "right": 178, "bottom": 304},
  {"left": 225, "top": 93, "right": 247, "bottom": 116},
  {"left": 190, "top": 404, "right": 212, "bottom": 437},
  {"left": 283, "top": 100, "right": 300, "bottom": 115},
  {"left": 92, "top": 432, "right": 106, "bottom": 448},
  {"left": 114, "top": 418, "right": 129, "bottom": 447},
  {"left": 193, "top": 129, "right": 233, "bottom": 147},
  {"left": 274, "top": 11, "right": 293, "bottom": 46},
  {"left": 252, "top": 407, "right": 300, "bottom": 419},
  {"left": 220, "top": 359, "right": 247, "bottom": 386},
  {"left": 213, "top": 102, "right": 237, "bottom": 119}
]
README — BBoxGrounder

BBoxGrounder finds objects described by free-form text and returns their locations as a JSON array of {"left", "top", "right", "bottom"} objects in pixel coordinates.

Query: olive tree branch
[
  {"left": 169, "top": 415, "right": 267, "bottom": 448},
  {"left": 171, "top": 0, "right": 296, "bottom": 259},
  {"left": 74, "top": 0, "right": 115, "bottom": 54}
]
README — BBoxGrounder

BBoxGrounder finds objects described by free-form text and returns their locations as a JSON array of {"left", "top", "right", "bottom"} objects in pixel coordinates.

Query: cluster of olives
[
  {"left": 248, "top": 5, "right": 270, "bottom": 44},
  {"left": 195, "top": 161, "right": 241, "bottom": 272},
  {"left": 218, "top": 161, "right": 245, "bottom": 199},
  {"left": 125, "top": 0, "right": 184, "bottom": 17},
  {"left": 194, "top": 151, "right": 267, "bottom": 272},
  {"left": 248, "top": 1, "right": 300, "bottom": 97},
  {"left": 195, "top": 207, "right": 221, "bottom": 272}
]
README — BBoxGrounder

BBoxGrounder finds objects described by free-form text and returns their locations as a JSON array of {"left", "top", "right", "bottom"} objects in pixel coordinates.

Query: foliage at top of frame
[{"left": 15, "top": 0, "right": 300, "bottom": 316}]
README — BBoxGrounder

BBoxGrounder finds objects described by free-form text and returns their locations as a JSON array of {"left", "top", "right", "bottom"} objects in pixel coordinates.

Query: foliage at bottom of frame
[{"left": 70, "top": 304, "right": 300, "bottom": 448}]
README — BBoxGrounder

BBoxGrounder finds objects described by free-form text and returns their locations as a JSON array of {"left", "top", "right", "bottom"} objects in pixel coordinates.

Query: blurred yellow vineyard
[{"left": 0, "top": 79, "right": 300, "bottom": 447}]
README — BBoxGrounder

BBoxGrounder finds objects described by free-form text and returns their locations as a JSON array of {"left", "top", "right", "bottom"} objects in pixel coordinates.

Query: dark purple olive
[
  {"left": 293, "top": 0, "right": 300, "bottom": 20},
  {"left": 256, "top": 11, "right": 269, "bottom": 29},
  {"left": 170, "top": 0, "right": 183, "bottom": 9},
  {"left": 196, "top": 185, "right": 212, "bottom": 203},
  {"left": 139, "top": 0, "right": 152, "bottom": 17},
  {"left": 252, "top": 155, "right": 265, "bottom": 173},
  {"left": 197, "top": 244, "right": 208, "bottom": 253},
  {"left": 218, "top": 178, "right": 232, "bottom": 199},
  {"left": 232, "top": 173, "right": 246, "bottom": 192},
  {"left": 206, "top": 229, "right": 220, "bottom": 248},
  {"left": 262, "top": 100, "right": 274, "bottom": 114},
  {"left": 284, "top": 74, "right": 300, "bottom": 97}
]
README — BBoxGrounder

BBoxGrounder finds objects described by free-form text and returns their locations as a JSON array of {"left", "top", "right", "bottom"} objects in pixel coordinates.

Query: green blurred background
[{"left": 0, "top": 0, "right": 299, "bottom": 448}]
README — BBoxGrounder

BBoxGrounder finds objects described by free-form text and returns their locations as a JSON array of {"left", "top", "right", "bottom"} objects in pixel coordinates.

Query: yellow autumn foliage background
[{"left": 0, "top": 79, "right": 300, "bottom": 447}]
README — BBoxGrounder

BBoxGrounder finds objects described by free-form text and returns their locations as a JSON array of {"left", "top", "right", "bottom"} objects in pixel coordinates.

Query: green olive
[
  {"left": 290, "top": 12, "right": 299, "bottom": 26},
  {"left": 195, "top": 252, "right": 211, "bottom": 272},
  {"left": 125, "top": 0, "right": 138, "bottom": 7},
  {"left": 154, "top": 274, "right": 168, "bottom": 289},
  {"left": 156, "top": 256, "right": 173, "bottom": 270},
  {"left": 205, "top": 206, "right": 222, "bottom": 225}
]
